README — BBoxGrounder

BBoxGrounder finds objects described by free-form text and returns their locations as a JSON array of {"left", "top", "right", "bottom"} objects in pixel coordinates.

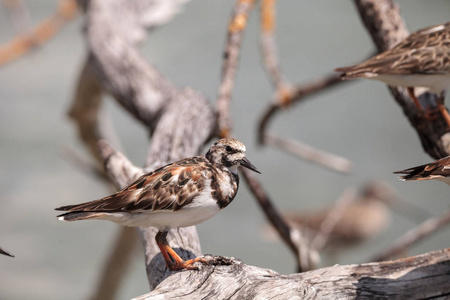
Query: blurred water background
[{"left": 1, "top": 1, "right": 450, "bottom": 299}]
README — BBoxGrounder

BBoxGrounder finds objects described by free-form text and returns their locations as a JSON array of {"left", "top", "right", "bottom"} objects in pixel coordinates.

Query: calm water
[{"left": 1, "top": 1, "right": 450, "bottom": 299}]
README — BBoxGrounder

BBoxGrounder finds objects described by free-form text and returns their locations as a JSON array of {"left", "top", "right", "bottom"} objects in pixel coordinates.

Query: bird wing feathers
[
  {"left": 56, "top": 157, "right": 212, "bottom": 215},
  {"left": 336, "top": 22, "right": 450, "bottom": 78},
  {"left": 394, "top": 157, "right": 450, "bottom": 181}
]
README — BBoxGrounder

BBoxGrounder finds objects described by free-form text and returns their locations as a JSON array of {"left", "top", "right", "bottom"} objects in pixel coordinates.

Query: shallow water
[{"left": 1, "top": 1, "right": 450, "bottom": 299}]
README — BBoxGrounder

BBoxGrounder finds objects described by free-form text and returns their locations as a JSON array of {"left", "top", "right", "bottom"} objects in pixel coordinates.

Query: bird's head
[{"left": 206, "top": 137, "right": 260, "bottom": 174}]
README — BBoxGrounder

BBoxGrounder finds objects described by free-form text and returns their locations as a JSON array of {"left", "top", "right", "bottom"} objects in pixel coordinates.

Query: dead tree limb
[
  {"left": 78, "top": 0, "right": 216, "bottom": 294},
  {"left": 353, "top": 0, "right": 450, "bottom": 158},
  {"left": 133, "top": 248, "right": 450, "bottom": 299}
]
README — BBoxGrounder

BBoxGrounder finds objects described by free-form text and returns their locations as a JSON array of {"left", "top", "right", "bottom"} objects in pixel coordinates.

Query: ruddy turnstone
[
  {"left": 395, "top": 156, "right": 450, "bottom": 185},
  {"left": 56, "top": 137, "right": 260, "bottom": 270},
  {"left": 0, "top": 247, "right": 14, "bottom": 258},
  {"left": 335, "top": 22, "right": 450, "bottom": 126}
]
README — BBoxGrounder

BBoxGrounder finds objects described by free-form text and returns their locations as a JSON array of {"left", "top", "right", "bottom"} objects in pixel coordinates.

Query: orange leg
[
  {"left": 408, "top": 87, "right": 424, "bottom": 111},
  {"left": 437, "top": 92, "right": 450, "bottom": 128},
  {"left": 407, "top": 87, "right": 440, "bottom": 121},
  {"left": 155, "top": 231, "right": 208, "bottom": 271}
]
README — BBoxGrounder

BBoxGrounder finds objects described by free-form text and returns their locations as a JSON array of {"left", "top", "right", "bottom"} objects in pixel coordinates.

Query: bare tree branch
[
  {"left": 259, "top": 0, "right": 292, "bottom": 105},
  {"left": 311, "top": 188, "right": 357, "bottom": 252},
  {"left": 258, "top": 73, "right": 346, "bottom": 145},
  {"left": 133, "top": 248, "right": 450, "bottom": 299},
  {"left": 90, "top": 227, "right": 138, "bottom": 300},
  {"left": 373, "top": 210, "right": 450, "bottom": 262},
  {"left": 216, "top": 0, "right": 256, "bottom": 137},
  {"left": 264, "top": 133, "right": 353, "bottom": 174}
]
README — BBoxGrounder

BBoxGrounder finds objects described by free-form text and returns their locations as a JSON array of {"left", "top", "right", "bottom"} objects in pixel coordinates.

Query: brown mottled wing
[
  {"left": 56, "top": 157, "right": 211, "bottom": 213},
  {"left": 394, "top": 157, "right": 450, "bottom": 181},
  {"left": 336, "top": 22, "right": 450, "bottom": 78}
]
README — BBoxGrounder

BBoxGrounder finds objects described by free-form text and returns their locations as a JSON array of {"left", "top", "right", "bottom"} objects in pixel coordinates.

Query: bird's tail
[{"left": 57, "top": 211, "right": 106, "bottom": 222}]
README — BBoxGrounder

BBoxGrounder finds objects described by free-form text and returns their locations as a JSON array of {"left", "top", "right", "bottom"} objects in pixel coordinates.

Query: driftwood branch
[
  {"left": 353, "top": 0, "right": 450, "bottom": 159},
  {"left": 134, "top": 248, "right": 450, "bottom": 299},
  {"left": 79, "top": 0, "right": 216, "bottom": 294}
]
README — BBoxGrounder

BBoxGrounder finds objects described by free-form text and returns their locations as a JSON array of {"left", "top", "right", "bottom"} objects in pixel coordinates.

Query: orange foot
[{"left": 167, "top": 257, "right": 209, "bottom": 271}]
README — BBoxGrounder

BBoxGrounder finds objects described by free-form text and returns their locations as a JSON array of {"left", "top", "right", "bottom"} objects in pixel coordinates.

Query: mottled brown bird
[
  {"left": 336, "top": 22, "right": 450, "bottom": 126},
  {"left": 395, "top": 156, "right": 450, "bottom": 185},
  {"left": 56, "top": 138, "right": 260, "bottom": 270},
  {"left": 264, "top": 182, "right": 427, "bottom": 254}
]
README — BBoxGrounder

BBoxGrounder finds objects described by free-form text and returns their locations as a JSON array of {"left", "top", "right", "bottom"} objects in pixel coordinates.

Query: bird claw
[{"left": 167, "top": 257, "right": 209, "bottom": 271}]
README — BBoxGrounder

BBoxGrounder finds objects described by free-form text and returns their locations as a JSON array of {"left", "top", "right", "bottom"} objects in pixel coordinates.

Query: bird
[
  {"left": 395, "top": 156, "right": 450, "bottom": 185},
  {"left": 56, "top": 137, "right": 260, "bottom": 271},
  {"left": 335, "top": 22, "right": 450, "bottom": 127},
  {"left": 0, "top": 247, "right": 14, "bottom": 258},
  {"left": 262, "top": 181, "right": 428, "bottom": 256}
]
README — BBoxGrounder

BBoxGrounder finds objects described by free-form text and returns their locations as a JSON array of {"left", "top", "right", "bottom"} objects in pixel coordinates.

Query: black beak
[
  {"left": 240, "top": 157, "right": 261, "bottom": 174},
  {"left": 0, "top": 247, "right": 14, "bottom": 258}
]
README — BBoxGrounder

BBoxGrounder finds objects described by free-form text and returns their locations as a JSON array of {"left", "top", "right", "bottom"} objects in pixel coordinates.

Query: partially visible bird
[
  {"left": 0, "top": 247, "right": 14, "bottom": 258},
  {"left": 395, "top": 156, "right": 450, "bottom": 185},
  {"left": 263, "top": 181, "right": 427, "bottom": 254},
  {"left": 56, "top": 137, "right": 260, "bottom": 271},
  {"left": 335, "top": 22, "right": 450, "bottom": 127}
]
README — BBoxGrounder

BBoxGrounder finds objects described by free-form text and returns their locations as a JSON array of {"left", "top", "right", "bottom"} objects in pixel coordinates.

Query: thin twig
[
  {"left": 90, "top": 227, "right": 139, "bottom": 300},
  {"left": 0, "top": 0, "right": 78, "bottom": 66},
  {"left": 311, "top": 188, "right": 357, "bottom": 252},
  {"left": 241, "top": 168, "right": 313, "bottom": 272},
  {"left": 265, "top": 133, "right": 353, "bottom": 174},
  {"left": 216, "top": 0, "right": 256, "bottom": 138},
  {"left": 259, "top": 0, "right": 292, "bottom": 106},
  {"left": 373, "top": 210, "right": 450, "bottom": 262},
  {"left": 258, "top": 73, "right": 345, "bottom": 145}
]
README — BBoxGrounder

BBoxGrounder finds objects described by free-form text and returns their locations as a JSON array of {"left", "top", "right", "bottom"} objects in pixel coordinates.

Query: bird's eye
[{"left": 226, "top": 146, "right": 232, "bottom": 152}]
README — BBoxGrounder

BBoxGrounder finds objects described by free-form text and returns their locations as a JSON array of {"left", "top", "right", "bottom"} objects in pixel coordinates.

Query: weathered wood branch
[
  {"left": 133, "top": 248, "right": 450, "bottom": 299},
  {"left": 80, "top": 0, "right": 217, "bottom": 292},
  {"left": 353, "top": 0, "right": 450, "bottom": 158}
]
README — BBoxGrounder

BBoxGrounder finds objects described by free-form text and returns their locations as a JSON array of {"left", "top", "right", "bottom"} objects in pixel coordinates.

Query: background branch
[
  {"left": 373, "top": 210, "right": 450, "bottom": 262},
  {"left": 216, "top": 0, "right": 256, "bottom": 137},
  {"left": 0, "top": 0, "right": 77, "bottom": 66}
]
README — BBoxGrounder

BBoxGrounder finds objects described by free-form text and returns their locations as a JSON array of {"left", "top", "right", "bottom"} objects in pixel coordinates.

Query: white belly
[
  {"left": 96, "top": 183, "right": 222, "bottom": 231},
  {"left": 374, "top": 73, "right": 450, "bottom": 94}
]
